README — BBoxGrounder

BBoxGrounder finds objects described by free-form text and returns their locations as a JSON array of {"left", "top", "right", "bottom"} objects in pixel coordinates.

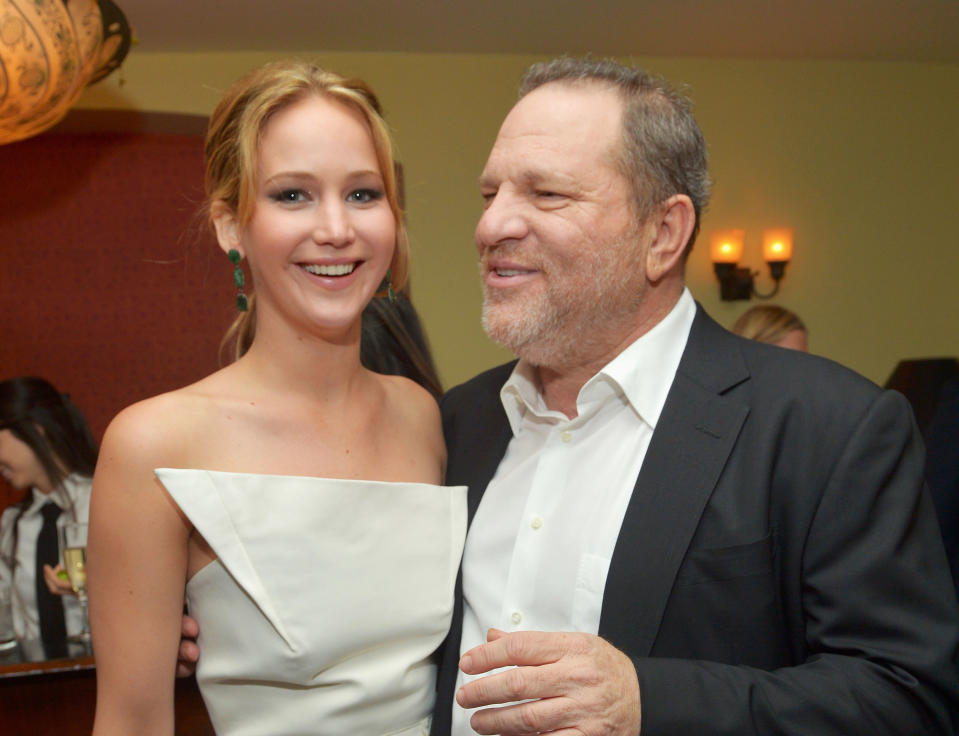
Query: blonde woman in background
[
  {"left": 88, "top": 60, "right": 465, "bottom": 736},
  {"left": 731, "top": 304, "right": 808, "bottom": 351}
]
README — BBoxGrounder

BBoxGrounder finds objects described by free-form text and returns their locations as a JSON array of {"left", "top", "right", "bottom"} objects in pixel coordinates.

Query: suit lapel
[
  {"left": 599, "top": 307, "right": 750, "bottom": 656},
  {"left": 442, "top": 362, "right": 515, "bottom": 525},
  {"left": 433, "top": 363, "right": 515, "bottom": 735}
]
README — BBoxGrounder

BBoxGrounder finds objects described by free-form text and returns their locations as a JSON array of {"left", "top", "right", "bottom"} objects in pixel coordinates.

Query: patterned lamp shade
[{"left": 0, "top": 0, "right": 130, "bottom": 145}]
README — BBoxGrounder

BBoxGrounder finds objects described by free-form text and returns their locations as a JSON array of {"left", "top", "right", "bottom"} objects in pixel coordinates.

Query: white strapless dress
[{"left": 156, "top": 469, "right": 467, "bottom": 736}]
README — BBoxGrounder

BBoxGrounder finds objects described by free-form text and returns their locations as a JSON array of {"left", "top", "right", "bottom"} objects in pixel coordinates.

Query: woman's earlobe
[{"left": 211, "top": 201, "right": 242, "bottom": 257}]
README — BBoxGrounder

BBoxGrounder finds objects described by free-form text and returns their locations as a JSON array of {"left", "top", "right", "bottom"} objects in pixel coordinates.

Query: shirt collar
[
  {"left": 27, "top": 473, "right": 85, "bottom": 514},
  {"left": 500, "top": 288, "right": 697, "bottom": 434}
]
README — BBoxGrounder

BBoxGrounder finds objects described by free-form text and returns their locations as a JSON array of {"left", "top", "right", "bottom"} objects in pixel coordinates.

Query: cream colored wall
[{"left": 78, "top": 52, "right": 959, "bottom": 388}]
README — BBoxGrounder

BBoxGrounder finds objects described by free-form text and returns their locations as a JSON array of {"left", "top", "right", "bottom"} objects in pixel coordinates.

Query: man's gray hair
[{"left": 519, "top": 57, "right": 712, "bottom": 254}]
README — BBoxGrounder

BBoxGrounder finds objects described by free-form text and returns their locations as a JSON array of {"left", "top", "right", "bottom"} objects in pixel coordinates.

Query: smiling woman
[
  {"left": 210, "top": 93, "right": 400, "bottom": 354},
  {"left": 85, "top": 59, "right": 465, "bottom": 736}
]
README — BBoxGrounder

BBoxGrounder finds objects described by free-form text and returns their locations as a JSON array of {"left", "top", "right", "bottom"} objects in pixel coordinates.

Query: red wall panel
[{"left": 0, "top": 115, "right": 234, "bottom": 508}]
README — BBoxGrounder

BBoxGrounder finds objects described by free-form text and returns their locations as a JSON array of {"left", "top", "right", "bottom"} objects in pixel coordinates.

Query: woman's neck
[
  {"left": 31, "top": 471, "right": 56, "bottom": 495},
  {"left": 239, "top": 314, "right": 367, "bottom": 402}
]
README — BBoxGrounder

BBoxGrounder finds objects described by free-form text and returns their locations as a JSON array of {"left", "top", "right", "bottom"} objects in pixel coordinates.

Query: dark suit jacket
[
  {"left": 927, "top": 377, "right": 959, "bottom": 594},
  {"left": 434, "top": 306, "right": 959, "bottom": 735}
]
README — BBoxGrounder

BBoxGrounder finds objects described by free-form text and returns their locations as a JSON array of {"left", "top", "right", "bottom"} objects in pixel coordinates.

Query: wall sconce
[
  {"left": 710, "top": 228, "right": 794, "bottom": 301},
  {"left": 0, "top": 0, "right": 131, "bottom": 145}
]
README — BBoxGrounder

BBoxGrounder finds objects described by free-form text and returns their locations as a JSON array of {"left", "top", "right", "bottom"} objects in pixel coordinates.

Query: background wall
[
  {"left": 71, "top": 51, "right": 958, "bottom": 391},
  {"left": 0, "top": 125, "right": 228, "bottom": 436},
  {"left": 3, "top": 52, "right": 957, "bottom": 494},
  {"left": 0, "top": 124, "right": 229, "bottom": 507}
]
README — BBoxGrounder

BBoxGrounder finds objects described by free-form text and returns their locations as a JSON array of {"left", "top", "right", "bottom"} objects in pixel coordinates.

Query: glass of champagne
[{"left": 58, "top": 521, "right": 90, "bottom": 643}]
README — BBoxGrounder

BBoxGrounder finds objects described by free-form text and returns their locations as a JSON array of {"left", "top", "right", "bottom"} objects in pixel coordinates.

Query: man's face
[{"left": 476, "top": 82, "right": 650, "bottom": 369}]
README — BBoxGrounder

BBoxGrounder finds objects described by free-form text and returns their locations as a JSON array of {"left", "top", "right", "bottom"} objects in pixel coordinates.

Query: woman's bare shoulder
[
  {"left": 100, "top": 372, "right": 237, "bottom": 466},
  {"left": 376, "top": 373, "right": 441, "bottom": 425},
  {"left": 373, "top": 374, "right": 445, "bottom": 465}
]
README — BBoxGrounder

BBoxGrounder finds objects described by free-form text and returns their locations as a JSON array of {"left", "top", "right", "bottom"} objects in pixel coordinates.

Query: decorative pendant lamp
[{"left": 0, "top": 0, "right": 131, "bottom": 145}]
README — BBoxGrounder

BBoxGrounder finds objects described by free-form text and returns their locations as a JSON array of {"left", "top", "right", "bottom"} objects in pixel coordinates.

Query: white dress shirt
[
  {"left": 452, "top": 289, "right": 696, "bottom": 734},
  {"left": 0, "top": 474, "right": 91, "bottom": 643}
]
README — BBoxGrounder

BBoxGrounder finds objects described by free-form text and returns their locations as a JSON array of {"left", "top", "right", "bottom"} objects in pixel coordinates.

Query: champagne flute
[{"left": 58, "top": 521, "right": 90, "bottom": 643}]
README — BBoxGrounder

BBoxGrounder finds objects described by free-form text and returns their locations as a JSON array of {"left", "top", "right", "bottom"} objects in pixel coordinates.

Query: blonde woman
[
  {"left": 731, "top": 304, "right": 808, "bottom": 351},
  {"left": 88, "top": 61, "right": 465, "bottom": 736}
]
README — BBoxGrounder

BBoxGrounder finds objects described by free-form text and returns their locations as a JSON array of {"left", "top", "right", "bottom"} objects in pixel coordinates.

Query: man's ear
[
  {"left": 645, "top": 194, "right": 695, "bottom": 283},
  {"left": 210, "top": 200, "right": 242, "bottom": 257}
]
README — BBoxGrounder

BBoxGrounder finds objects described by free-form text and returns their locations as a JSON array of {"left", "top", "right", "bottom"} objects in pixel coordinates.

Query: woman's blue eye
[{"left": 348, "top": 189, "right": 383, "bottom": 204}]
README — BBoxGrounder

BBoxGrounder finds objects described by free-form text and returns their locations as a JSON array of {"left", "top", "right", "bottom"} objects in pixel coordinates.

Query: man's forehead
[
  {"left": 483, "top": 83, "right": 623, "bottom": 173},
  {"left": 508, "top": 80, "right": 619, "bottom": 122}
]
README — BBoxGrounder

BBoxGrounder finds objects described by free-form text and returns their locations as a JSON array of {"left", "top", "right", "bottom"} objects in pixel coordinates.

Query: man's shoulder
[
  {"left": 715, "top": 333, "right": 910, "bottom": 443},
  {"left": 740, "top": 335, "right": 879, "bottom": 398},
  {"left": 689, "top": 306, "right": 880, "bottom": 402}
]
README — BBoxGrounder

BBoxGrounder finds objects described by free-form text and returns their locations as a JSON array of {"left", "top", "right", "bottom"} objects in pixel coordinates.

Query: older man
[{"left": 435, "top": 58, "right": 959, "bottom": 735}]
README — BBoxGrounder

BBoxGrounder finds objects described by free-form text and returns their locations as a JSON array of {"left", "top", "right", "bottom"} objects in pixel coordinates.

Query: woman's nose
[{"left": 312, "top": 201, "right": 355, "bottom": 247}]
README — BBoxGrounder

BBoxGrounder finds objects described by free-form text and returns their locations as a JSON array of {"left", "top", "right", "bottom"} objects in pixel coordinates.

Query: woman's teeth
[{"left": 303, "top": 263, "right": 356, "bottom": 276}]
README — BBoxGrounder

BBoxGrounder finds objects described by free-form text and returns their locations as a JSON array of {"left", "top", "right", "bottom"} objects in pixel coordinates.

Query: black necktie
[{"left": 36, "top": 502, "right": 67, "bottom": 659}]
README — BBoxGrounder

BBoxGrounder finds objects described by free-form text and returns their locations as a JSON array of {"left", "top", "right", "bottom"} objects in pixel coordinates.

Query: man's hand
[
  {"left": 457, "top": 628, "right": 641, "bottom": 736},
  {"left": 176, "top": 613, "right": 200, "bottom": 678}
]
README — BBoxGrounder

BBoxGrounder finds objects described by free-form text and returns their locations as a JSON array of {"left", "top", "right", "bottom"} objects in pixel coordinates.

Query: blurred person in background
[
  {"left": 731, "top": 304, "right": 808, "bottom": 351},
  {"left": 0, "top": 376, "right": 97, "bottom": 658}
]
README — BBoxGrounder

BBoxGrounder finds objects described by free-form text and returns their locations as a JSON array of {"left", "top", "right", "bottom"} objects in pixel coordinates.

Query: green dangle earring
[
  {"left": 385, "top": 268, "right": 396, "bottom": 304},
  {"left": 229, "top": 249, "right": 248, "bottom": 312}
]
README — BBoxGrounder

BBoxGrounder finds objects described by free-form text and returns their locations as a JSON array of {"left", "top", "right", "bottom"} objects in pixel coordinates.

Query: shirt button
[
  {"left": 511, "top": 611, "right": 522, "bottom": 625},
  {"left": 530, "top": 516, "right": 543, "bottom": 530},
  {"left": 560, "top": 430, "right": 573, "bottom": 443}
]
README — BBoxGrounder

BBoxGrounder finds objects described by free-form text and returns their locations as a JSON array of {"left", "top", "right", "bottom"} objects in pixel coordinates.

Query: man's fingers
[
  {"left": 459, "top": 633, "right": 642, "bottom": 736},
  {"left": 175, "top": 661, "right": 196, "bottom": 678},
  {"left": 460, "top": 630, "right": 567, "bottom": 674},
  {"left": 176, "top": 638, "right": 199, "bottom": 678},
  {"left": 458, "top": 661, "right": 575, "bottom": 709},
  {"left": 181, "top": 613, "right": 199, "bottom": 638},
  {"left": 175, "top": 614, "right": 200, "bottom": 678},
  {"left": 467, "top": 696, "right": 577, "bottom": 736}
]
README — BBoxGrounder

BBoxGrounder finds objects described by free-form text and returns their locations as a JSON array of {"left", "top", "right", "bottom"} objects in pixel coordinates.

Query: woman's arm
[{"left": 87, "top": 402, "right": 191, "bottom": 736}]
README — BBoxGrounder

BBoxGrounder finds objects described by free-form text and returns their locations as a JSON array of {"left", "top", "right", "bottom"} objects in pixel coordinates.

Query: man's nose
[{"left": 475, "top": 191, "right": 528, "bottom": 252}]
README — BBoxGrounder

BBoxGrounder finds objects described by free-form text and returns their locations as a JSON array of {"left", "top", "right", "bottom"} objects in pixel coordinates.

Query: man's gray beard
[
  {"left": 480, "top": 267, "right": 646, "bottom": 371},
  {"left": 479, "top": 222, "right": 647, "bottom": 370},
  {"left": 481, "top": 291, "right": 582, "bottom": 369}
]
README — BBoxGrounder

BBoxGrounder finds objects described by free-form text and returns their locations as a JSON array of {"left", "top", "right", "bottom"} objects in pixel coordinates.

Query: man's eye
[{"left": 348, "top": 189, "right": 383, "bottom": 204}]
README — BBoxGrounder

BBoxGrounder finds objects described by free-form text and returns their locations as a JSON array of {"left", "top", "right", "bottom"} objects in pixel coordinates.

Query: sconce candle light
[{"left": 710, "top": 227, "right": 794, "bottom": 301}]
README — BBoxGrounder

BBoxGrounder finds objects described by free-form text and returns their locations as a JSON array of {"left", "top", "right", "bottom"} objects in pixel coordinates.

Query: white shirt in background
[{"left": 0, "top": 473, "right": 91, "bottom": 643}]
